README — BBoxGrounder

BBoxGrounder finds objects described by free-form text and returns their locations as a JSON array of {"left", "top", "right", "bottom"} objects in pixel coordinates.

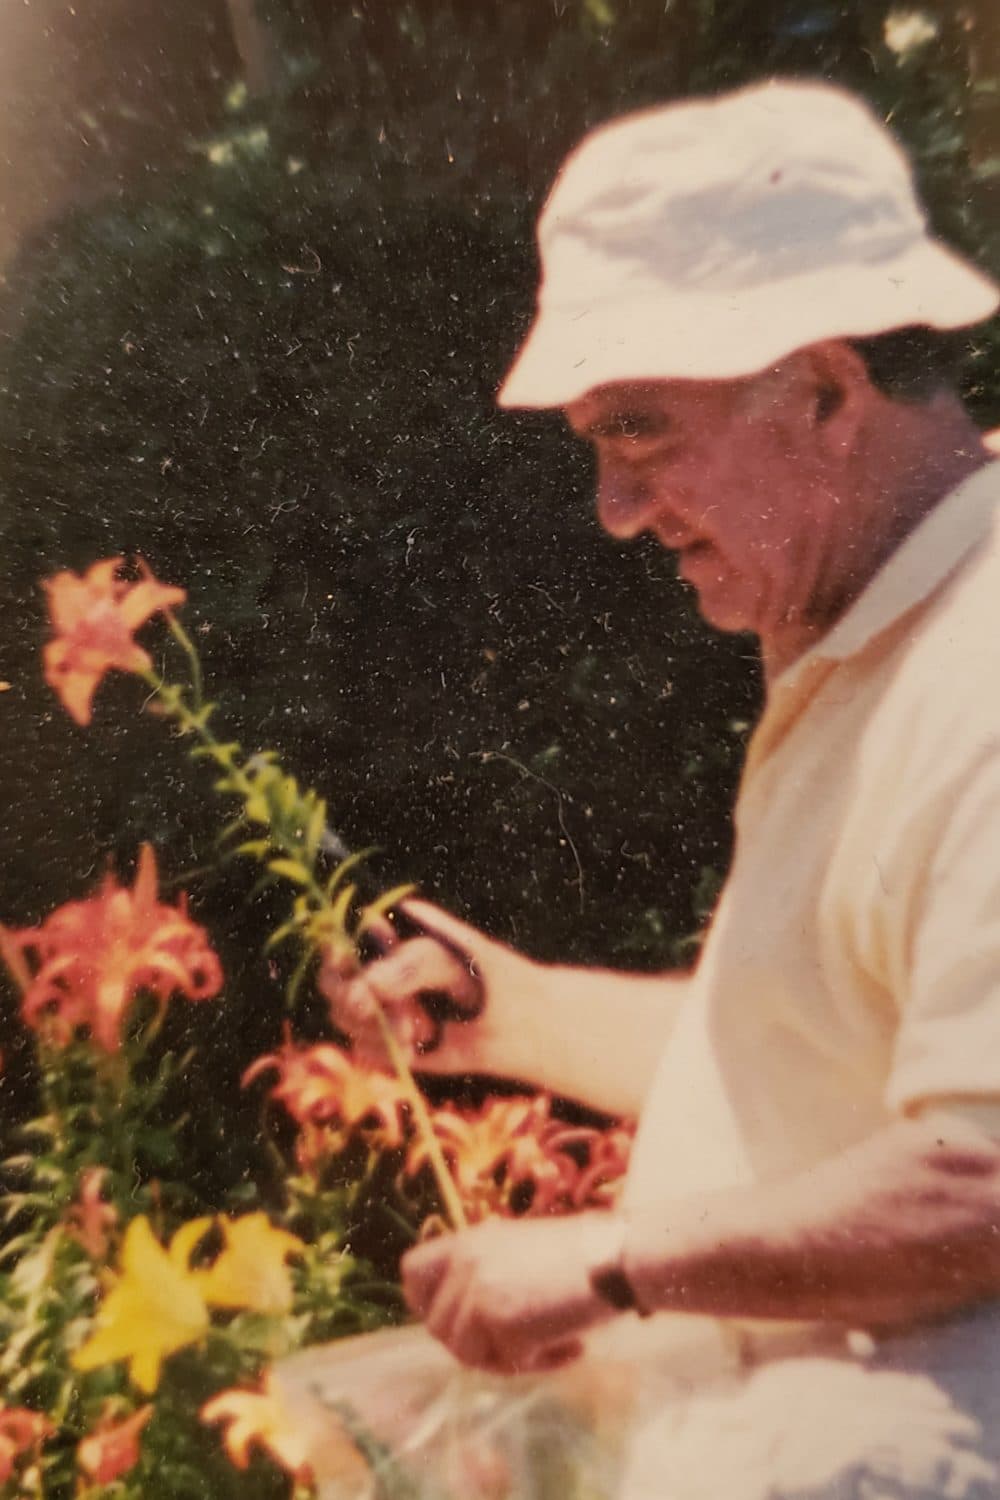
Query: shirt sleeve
[{"left": 886, "top": 746, "right": 1000, "bottom": 1116}]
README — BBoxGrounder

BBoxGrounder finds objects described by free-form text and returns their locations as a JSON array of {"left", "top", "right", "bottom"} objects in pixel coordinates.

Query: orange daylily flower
[
  {"left": 0, "top": 1408, "right": 52, "bottom": 1484},
  {"left": 77, "top": 1403, "right": 152, "bottom": 1484},
  {"left": 202, "top": 1370, "right": 367, "bottom": 1484},
  {"left": 67, "top": 1166, "right": 118, "bottom": 1260},
  {"left": 243, "top": 1036, "right": 409, "bottom": 1150},
  {"left": 406, "top": 1095, "right": 634, "bottom": 1221},
  {"left": 565, "top": 1123, "right": 634, "bottom": 1209},
  {"left": 405, "top": 1096, "right": 569, "bottom": 1219},
  {"left": 6, "top": 844, "right": 222, "bottom": 1052},
  {"left": 42, "top": 556, "right": 185, "bottom": 725}
]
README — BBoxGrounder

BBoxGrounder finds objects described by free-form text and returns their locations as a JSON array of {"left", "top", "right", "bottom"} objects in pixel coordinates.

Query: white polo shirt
[{"left": 623, "top": 461, "right": 1000, "bottom": 1213}]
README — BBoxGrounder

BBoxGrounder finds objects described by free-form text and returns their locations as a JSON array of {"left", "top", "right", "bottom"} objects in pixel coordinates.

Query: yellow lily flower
[
  {"left": 73, "top": 1216, "right": 212, "bottom": 1393},
  {"left": 195, "top": 1213, "right": 305, "bottom": 1315}
]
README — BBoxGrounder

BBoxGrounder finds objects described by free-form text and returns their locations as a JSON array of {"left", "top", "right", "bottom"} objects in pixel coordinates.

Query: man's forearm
[
  {"left": 621, "top": 1110, "right": 1000, "bottom": 1326},
  {"left": 487, "top": 964, "right": 687, "bottom": 1117}
]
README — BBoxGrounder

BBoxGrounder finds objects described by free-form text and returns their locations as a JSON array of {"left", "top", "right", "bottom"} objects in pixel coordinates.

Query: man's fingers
[
  {"left": 333, "top": 977, "right": 378, "bottom": 1028},
  {"left": 394, "top": 998, "right": 439, "bottom": 1053},
  {"left": 521, "top": 1338, "right": 584, "bottom": 1373},
  {"left": 320, "top": 970, "right": 382, "bottom": 1037},
  {"left": 424, "top": 1267, "right": 472, "bottom": 1346},
  {"left": 401, "top": 1238, "right": 453, "bottom": 1319},
  {"left": 404, "top": 1241, "right": 497, "bottom": 1369},
  {"left": 365, "top": 938, "right": 479, "bottom": 1012},
  {"left": 322, "top": 900, "right": 492, "bottom": 1066},
  {"left": 424, "top": 1279, "right": 514, "bottom": 1374},
  {"left": 399, "top": 899, "right": 485, "bottom": 949},
  {"left": 360, "top": 912, "right": 398, "bottom": 958},
  {"left": 448, "top": 1318, "right": 506, "bottom": 1374}
]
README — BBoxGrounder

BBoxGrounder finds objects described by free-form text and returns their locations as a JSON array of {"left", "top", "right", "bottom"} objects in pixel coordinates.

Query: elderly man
[{"left": 326, "top": 81, "right": 1000, "bottom": 1496}]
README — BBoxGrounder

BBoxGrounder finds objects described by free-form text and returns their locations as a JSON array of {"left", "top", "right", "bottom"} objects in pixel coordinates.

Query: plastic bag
[{"left": 273, "top": 1315, "right": 741, "bottom": 1500}]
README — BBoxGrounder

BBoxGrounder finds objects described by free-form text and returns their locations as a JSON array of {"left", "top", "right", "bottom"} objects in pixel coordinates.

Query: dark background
[{"left": 1, "top": 0, "right": 998, "bottom": 1177}]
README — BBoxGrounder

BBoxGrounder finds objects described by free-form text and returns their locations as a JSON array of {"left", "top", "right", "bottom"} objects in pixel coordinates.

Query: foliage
[{"left": 0, "top": 558, "right": 634, "bottom": 1497}]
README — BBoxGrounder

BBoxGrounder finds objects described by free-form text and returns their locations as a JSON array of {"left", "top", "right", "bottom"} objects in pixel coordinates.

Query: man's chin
[
  {"left": 686, "top": 579, "right": 756, "bottom": 636},
  {"left": 699, "top": 603, "right": 755, "bottom": 634}
]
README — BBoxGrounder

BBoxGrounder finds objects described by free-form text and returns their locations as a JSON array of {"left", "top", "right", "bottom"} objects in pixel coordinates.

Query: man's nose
[{"left": 595, "top": 459, "right": 657, "bottom": 540}]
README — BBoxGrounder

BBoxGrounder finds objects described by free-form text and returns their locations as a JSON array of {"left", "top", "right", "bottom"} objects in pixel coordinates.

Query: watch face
[
  {"left": 591, "top": 1263, "right": 639, "bottom": 1313},
  {"left": 1, "top": 5, "right": 998, "bottom": 1498}
]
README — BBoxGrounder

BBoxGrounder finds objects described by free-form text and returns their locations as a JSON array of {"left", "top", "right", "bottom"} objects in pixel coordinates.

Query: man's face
[{"left": 564, "top": 373, "right": 835, "bottom": 641}]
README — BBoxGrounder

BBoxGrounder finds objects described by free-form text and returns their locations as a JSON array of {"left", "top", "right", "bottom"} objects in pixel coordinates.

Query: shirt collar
[{"left": 776, "top": 458, "right": 1000, "bottom": 685}]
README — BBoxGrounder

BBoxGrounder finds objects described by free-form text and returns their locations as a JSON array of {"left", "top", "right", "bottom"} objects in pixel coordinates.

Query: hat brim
[{"left": 497, "top": 241, "right": 999, "bottom": 409}]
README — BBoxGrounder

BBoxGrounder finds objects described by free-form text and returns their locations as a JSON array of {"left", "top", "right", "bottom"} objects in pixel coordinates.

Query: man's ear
[{"left": 800, "top": 340, "right": 874, "bottom": 452}]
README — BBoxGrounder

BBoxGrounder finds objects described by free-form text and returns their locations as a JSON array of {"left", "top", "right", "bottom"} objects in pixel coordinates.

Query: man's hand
[
  {"left": 319, "top": 899, "right": 542, "bottom": 1075},
  {"left": 321, "top": 899, "right": 688, "bottom": 1114},
  {"left": 401, "top": 1213, "right": 622, "bottom": 1375}
]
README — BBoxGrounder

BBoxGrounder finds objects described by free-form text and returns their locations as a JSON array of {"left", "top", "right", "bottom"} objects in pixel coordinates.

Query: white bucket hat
[{"left": 498, "top": 79, "right": 999, "bottom": 409}]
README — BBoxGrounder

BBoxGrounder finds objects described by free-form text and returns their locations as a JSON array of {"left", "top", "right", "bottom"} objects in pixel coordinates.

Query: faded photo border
[{"left": 1, "top": 5, "right": 1000, "bottom": 1499}]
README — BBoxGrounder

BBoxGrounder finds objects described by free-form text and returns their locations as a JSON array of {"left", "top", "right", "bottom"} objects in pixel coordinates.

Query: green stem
[
  {"left": 94, "top": 1051, "right": 133, "bottom": 1191},
  {"left": 374, "top": 1014, "right": 467, "bottom": 1231},
  {"left": 140, "top": 667, "right": 254, "bottom": 796},
  {"left": 137, "top": 667, "right": 468, "bottom": 1233},
  {"left": 165, "top": 611, "right": 204, "bottom": 709}
]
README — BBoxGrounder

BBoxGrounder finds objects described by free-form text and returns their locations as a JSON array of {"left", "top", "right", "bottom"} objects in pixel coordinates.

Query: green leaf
[
  {"left": 268, "top": 858, "right": 313, "bottom": 887},
  {"left": 332, "top": 883, "right": 357, "bottom": 923},
  {"left": 1, "top": 1155, "right": 39, "bottom": 1174},
  {"left": 0, "top": 1231, "right": 48, "bottom": 1265},
  {"left": 275, "top": 774, "right": 300, "bottom": 819},
  {"left": 325, "top": 846, "right": 378, "bottom": 898},
  {"left": 224, "top": 1310, "right": 297, "bottom": 1358},
  {"left": 235, "top": 839, "right": 272, "bottom": 860},
  {"left": 216, "top": 817, "right": 248, "bottom": 843},
  {"left": 286, "top": 948, "right": 315, "bottom": 1008},
  {"left": 265, "top": 918, "right": 306, "bottom": 953},
  {"left": 248, "top": 871, "right": 282, "bottom": 902},
  {"left": 304, "top": 797, "right": 328, "bottom": 861},
  {"left": 357, "top": 884, "right": 418, "bottom": 933},
  {"left": 138, "top": 1128, "right": 180, "bottom": 1168}
]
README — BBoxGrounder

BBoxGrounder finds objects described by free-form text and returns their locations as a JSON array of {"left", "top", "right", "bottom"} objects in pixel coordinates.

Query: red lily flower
[
  {"left": 404, "top": 1096, "right": 568, "bottom": 1219},
  {"left": 406, "top": 1096, "right": 634, "bottom": 1220},
  {"left": 67, "top": 1167, "right": 118, "bottom": 1260},
  {"left": 244, "top": 1035, "right": 409, "bottom": 1151},
  {"left": 564, "top": 1123, "right": 635, "bottom": 1209},
  {"left": 42, "top": 557, "right": 185, "bottom": 725},
  {"left": 77, "top": 1404, "right": 152, "bottom": 1485},
  {"left": 5, "top": 845, "right": 222, "bottom": 1052},
  {"left": 0, "top": 1408, "right": 52, "bottom": 1485}
]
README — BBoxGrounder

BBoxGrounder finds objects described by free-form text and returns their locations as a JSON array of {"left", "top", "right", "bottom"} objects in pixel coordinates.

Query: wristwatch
[{"left": 588, "top": 1217, "right": 648, "bottom": 1315}]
